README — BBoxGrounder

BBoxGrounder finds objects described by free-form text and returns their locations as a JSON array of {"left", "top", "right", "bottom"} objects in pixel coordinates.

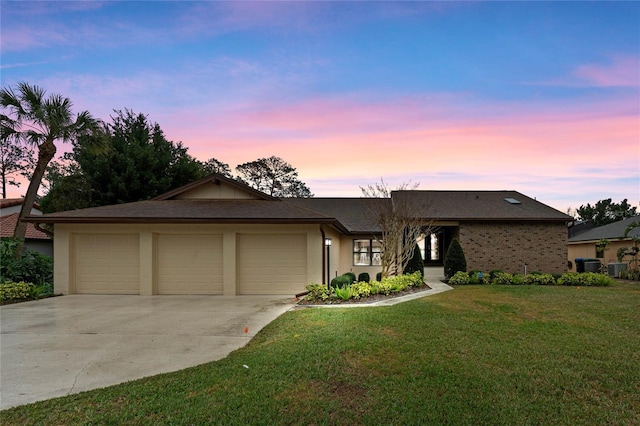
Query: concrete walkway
[{"left": 0, "top": 295, "right": 296, "bottom": 410}]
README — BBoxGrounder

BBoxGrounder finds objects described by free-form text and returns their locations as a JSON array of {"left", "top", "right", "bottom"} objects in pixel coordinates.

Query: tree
[
  {"left": 235, "top": 156, "right": 313, "bottom": 197},
  {"left": 403, "top": 243, "right": 425, "bottom": 279},
  {"left": 444, "top": 238, "right": 466, "bottom": 279},
  {"left": 0, "top": 136, "right": 34, "bottom": 198},
  {"left": 577, "top": 199, "right": 638, "bottom": 227},
  {"left": 361, "top": 179, "right": 432, "bottom": 278},
  {"left": 0, "top": 82, "right": 100, "bottom": 244},
  {"left": 41, "top": 109, "right": 204, "bottom": 210},
  {"left": 199, "top": 157, "right": 233, "bottom": 178}
]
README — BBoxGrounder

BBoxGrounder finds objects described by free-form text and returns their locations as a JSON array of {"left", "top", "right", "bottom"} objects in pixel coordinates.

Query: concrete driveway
[{"left": 0, "top": 294, "right": 296, "bottom": 410}]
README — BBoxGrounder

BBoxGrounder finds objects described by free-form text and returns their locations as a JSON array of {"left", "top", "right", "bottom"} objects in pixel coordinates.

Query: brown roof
[
  {"left": 286, "top": 198, "right": 387, "bottom": 233},
  {"left": 24, "top": 199, "right": 346, "bottom": 228},
  {"left": 0, "top": 213, "right": 51, "bottom": 240},
  {"left": 392, "top": 190, "right": 571, "bottom": 222}
]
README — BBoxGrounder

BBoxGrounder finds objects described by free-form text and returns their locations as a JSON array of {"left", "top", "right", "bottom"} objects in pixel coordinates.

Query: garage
[
  {"left": 156, "top": 234, "right": 223, "bottom": 294},
  {"left": 237, "top": 234, "right": 307, "bottom": 295},
  {"left": 74, "top": 234, "right": 140, "bottom": 294}
]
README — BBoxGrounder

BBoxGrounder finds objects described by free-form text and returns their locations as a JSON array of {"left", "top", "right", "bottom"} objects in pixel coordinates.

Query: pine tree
[
  {"left": 444, "top": 238, "right": 466, "bottom": 279},
  {"left": 403, "top": 243, "right": 424, "bottom": 279}
]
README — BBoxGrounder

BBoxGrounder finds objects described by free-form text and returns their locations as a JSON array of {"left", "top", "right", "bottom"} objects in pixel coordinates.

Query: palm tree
[{"left": 0, "top": 82, "right": 100, "bottom": 247}]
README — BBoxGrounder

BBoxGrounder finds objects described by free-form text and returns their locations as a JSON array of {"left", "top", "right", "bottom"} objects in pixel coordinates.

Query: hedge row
[
  {"left": 0, "top": 281, "right": 51, "bottom": 303},
  {"left": 305, "top": 271, "right": 424, "bottom": 303},
  {"left": 448, "top": 271, "right": 614, "bottom": 287}
]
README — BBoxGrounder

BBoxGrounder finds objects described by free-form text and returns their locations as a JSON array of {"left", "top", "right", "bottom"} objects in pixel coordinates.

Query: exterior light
[
  {"left": 325, "top": 238, "right": 332, "bottom": 291},
  {"left": 325, "top": 237, "right": 332, "bottom": 247}
]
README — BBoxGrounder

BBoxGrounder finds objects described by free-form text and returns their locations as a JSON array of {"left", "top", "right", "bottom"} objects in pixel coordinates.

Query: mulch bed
[{"left": 296, "top": 283, "right": 432, "bottom": 306}]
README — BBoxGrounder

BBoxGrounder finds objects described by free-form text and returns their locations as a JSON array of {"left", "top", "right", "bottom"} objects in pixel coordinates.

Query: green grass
[{"left": 2, "top": 282, "right": 640, "bottom": 425}]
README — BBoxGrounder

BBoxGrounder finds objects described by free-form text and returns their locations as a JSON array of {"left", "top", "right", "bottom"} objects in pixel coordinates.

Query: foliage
[
  {"left": 403, "top": 243, "right": 424, "bottom": 279},
  {"left": 0, "top": 238, "right": 53, "bottom": 285},
  {"left": 0, "top": 136, "right": 34, "bottom": 198},
  {"left": 557, "top": 272, "right": 613, "bottom": 287},
  {"left": 0, "top": 81, "right": 102, "bottom": 242},
  {"left": 444, "top": 238, "right": 466, "bottom": 279},
  {"left": 330, "top": 274, "right": 353, "bottom": 289},
  {"left": 344, "top": 272, "right": 357, "bottom": 283},
  {"left": 304, "top": 284, "right": 329, "bottom": 301},
  {"left": 350, "top": 282, "right": 372, "bottom": 299},
  {"left": 360, "top": 179, "right": 432, "bottom": 278},
  {"left": 576, "top": 198, "right": 638, "bottom": 227},
  {"left": 235, "top": 156, "right": 312, "bottom": 197},
  {"left": 491, "top": 271, "right": 514, "bottom": 285},
  {"left": 357, "top": 272, "right": 370, "bottom": 283},
  {"left": 522, "top": 273, "right": 556, "bottom": 286},
  {"left": 448, "top": 271, "right": 470, "bottom": 285},
  {"left": 198, "top": 157, "right": 232, "bottom": 178},
  {"left": 619, "top": 268, "right": 640, "bottom": 281},
  {"left": 333, "top": 284, "right": 353, "bottom": 300},
  {"left": 41, "top": 110, "right": 203, "bottom": 212}
]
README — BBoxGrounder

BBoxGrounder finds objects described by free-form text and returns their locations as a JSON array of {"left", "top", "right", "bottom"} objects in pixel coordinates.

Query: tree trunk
[{"left": 13, "top": 139, "right": 56, "bottom": 256}]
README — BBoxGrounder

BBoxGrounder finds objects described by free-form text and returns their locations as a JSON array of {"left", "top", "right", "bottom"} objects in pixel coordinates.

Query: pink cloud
[{"left": 573, "top": 56, "right": 640, "bottom": 88}]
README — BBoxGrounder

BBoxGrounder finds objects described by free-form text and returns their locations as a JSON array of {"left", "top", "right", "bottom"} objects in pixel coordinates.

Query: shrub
[
  {"left": 557, "top": 272, "right": 613, "bottom": 287},
  {"left": 491, "top": 272, "right": 514, "bottom": 285},
  {"left": 0, "top": 281, "right": 42, "bottom": 302},
  {"left": 448, "top": 271, "right": 470, "bottom": 285},
  {"left": 330, "top": 274, "right": 352, "bottom": 289},
  {"left": 511, "top": 274, "right": 525, "bottom": 285},
  {"left": 351, "top": 282, "right": 371, "bottom": 299},
  {"left": 357, "top": 272, "right": 370, "bottom": 283},
  {"left": 489, "top": 270, "right": 503, "bottom": 280},
  {"left": 444, "top": 238, "right": 466, "bottom": 279},
  {"left": 403, "top": 243, "right": 424, "bottom": 279},
  {"left": 0, "top": 238, "right": 53, "bottom": 286},
  {"left": 376, "top": 272, "right": 382, "bottom": 281},
  {"left": 523, "top": 273, "right": 556, "bottom": 286},
  {"left": 619, "top": 268, "right": 640, "bottom": 281},
  {"left": 333, "top": 284, "right": 353, "bottom": 300},
  {"left": 304, "top": 284, "right": 329, "bottom": 301},
  {"left": 344, "top": 272, "right": 357, "bottom": 283}
]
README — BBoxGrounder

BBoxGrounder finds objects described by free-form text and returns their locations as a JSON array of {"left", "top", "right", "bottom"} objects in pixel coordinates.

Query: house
[
  {"left": 567, "top": 215, "right": 640, "bottom": 271},
  {"left": 24, "top": 174, "right": 571, "bottom": 295},
  {"left": 0, "top": 198, "right": 53, "bottom": 256}
]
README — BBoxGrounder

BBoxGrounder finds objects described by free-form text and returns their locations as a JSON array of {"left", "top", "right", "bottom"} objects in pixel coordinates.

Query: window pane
[
  {"left": 353, "top": 239, "right": 370, "bottom": 265},
  {"left": 371, "top": 240, "right": 382, "bottom": 266}
]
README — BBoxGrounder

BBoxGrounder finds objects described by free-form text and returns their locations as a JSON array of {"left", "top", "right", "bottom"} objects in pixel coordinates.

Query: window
[{"left": 353, "top": 239, "right": 382, "bottom": 266}]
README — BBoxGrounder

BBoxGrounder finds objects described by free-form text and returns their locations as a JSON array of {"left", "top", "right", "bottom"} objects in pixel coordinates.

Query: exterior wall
[
  {"left": 458, "top": 221, "right": 568, "bottom": 274},
  {"left": 25, "top": 240, "right": 53, "bottom": 257},
  {"left": 173, "top": 182, "right": 259, "bottom": 199},
  {"left": 567, "top": 239, "right": 632, "bottom": 272},
  {"left": 53, "top": 223, "right": 324, "bottom": 295}
]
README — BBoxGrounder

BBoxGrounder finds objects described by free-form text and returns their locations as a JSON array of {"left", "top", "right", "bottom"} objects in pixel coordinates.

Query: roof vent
[{"left": 504, "top": 198, "right": 521, "bottom": 204}]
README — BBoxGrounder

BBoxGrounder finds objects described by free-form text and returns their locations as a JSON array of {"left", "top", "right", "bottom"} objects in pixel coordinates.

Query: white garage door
[
  {"left": 74, "top": 234, "right": 140, "bottom": 294},
  {"left": 156, "top": 234, "right": 223, "bottom": 294},
  {"left": 237, "top": 234, "right": 307, "bottom": 295}
]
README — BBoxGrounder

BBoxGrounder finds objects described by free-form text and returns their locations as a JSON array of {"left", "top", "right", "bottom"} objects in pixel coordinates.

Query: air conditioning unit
[{"left": 607, "top": 263, "right": 627, "bottom": 278}]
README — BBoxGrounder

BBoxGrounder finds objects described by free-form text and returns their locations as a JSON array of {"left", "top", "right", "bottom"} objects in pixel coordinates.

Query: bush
[
  {"left": 344, "top": 272, "right": 357, "bottom": 283},
  {"left": 0, "top": 238, "right": 53, "bottom": 286},
  {"left": 449, "top": 271, "right": 470, "bottom": 285},
  {"left": 357, "top": 272, "right": 370, "bottom": 283},
  {"left": 330, "top": 274, "right": 352, "bottom": 289},
  {"left": 444, "top": 238, "right": 466, "bottom": 279},
  {"left": 619, "top": 268, "right": 640, "bottom": 281},
  {"left": 522, "top": 273, "right": 556, "bottom": 286},
  {"left": 351, "top": 282, "right": 371, "bottom": 299},
  {"left": 0, "top": 281, "right": 48, "bottom": 302},
  {"left": 334, "top": 284, "right": 353, "bottom": 301},
  {"left": 304, "top": 284, "right": 329, "bottom": 301},
  {"left": 403, "top": 243, "right": 424, "bottom": 279},
  {"left": 376, "top": 272, "right": 382, "bottom": 281},
  {"left": 491, "top": 272, "right": 513, "bottom": 285},
  {"left": 557, "top": 272, "right": 613, "bottom": 287}
]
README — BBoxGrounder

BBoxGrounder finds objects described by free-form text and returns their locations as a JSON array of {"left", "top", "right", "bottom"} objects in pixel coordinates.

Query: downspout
[{"left": 34, "top": 221, "right": 54, "bottom": 238}]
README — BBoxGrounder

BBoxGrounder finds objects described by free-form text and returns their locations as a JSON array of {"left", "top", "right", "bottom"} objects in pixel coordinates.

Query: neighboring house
[
  {"left": 25, "top": 174, "right": 570, "bottom": 296},
  {"left": 567, "top": 215, "right": 640, "bottom": 271},
  {"left": 0, "top": 198, "right": 53, "bottom": 256}
]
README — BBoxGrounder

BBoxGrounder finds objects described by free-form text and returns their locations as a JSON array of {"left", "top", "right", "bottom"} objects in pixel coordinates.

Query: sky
[{"left": 1, "top": 1, "right": 639, "bottom": 213}]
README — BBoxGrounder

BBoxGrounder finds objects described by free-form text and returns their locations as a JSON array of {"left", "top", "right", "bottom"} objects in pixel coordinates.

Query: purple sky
[{"left": 2, "top": 1, "right": 639, "bottom": 213}]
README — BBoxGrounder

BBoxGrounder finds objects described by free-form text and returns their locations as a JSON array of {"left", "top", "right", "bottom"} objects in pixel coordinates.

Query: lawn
[{"left": 2, "top": 282, "right": 639, "bottom": 425}]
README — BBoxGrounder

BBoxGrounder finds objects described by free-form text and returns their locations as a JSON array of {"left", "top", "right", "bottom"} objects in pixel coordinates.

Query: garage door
[
  {"left": 237, "top": 234, "right": 307, "bottom": 295},
  {"left": 156, "top": 234, "right": 223, "bottom": 294},
  {"left": 74, "top": 234, "right": 140, "bottom": 294}
]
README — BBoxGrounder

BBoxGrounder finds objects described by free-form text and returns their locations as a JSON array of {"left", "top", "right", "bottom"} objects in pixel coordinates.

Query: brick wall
[{"left": 458, "top": 222, "right": 568, "bottom": 274}]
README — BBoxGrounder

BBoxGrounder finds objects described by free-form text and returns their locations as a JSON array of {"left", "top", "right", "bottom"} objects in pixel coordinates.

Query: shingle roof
[
  {"left": 26, "top": 199, "right": 344, "bottom": 227},
  {"left": 0, "top": 198, "right": 40, "bottom": 210},
  {"left": 392, "top": 190, "right": 571, "bottom": 221},
  {"left": 286, "top": 198, "right": 388, "bottom": 233},
  {"left": 568, "top": 216, "right": 640, "bottom": 243},
  {"left": 0, "top": 213, "right": 51, "bottom": 240}
]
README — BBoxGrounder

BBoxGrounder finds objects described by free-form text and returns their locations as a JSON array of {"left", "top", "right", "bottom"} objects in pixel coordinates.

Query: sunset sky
[{"left": 2, "top": 1, "right": 638, "bottom": 213}]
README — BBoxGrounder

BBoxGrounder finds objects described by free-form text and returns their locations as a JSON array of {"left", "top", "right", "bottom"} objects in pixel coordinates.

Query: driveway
[{"left": 0, "top": 294, "right": 296, "bottom": 410}]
